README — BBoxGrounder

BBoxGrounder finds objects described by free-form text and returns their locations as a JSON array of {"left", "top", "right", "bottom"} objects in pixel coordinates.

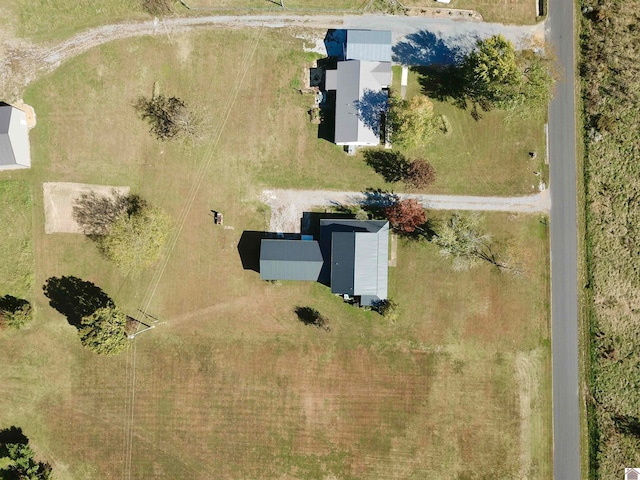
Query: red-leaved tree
[
  {"left": 385, "top": 199, "right": 427, "bottom": 234},
  {"left": 404, "top": 160, "right": 437, "bottom": 189}
]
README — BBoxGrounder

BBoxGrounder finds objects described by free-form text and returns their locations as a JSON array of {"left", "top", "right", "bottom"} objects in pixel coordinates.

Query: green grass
[
  {"left": 0, "top": 28, "right": 552, "bottom": 478},
  {"left": 0, "top": 179, "right": 34, "bottom": 300},
  {"left": 391, "top": 66, "right": 547, "bottom": 195}
]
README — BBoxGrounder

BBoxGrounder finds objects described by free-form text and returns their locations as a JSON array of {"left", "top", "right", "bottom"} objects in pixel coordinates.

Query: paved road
[
  {"left": 547, "top": 0, "right": 582, "bottom": 478},
  {"left": 261, "top": 189, "right": 549, "bottom": 232}
]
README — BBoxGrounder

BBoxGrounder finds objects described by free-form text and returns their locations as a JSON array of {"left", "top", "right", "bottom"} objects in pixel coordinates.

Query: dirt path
[
  {"left": 0, "top": 14, "right": 544, "bottom": 99},
  {"left": 261, "top": 188, "right": 550, "bottom": 232}
]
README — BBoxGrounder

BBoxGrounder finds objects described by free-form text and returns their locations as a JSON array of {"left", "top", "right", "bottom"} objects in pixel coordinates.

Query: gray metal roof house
[
  {"left": 320, "top": 219, "right": 389, "bottom": 306},
  {"left": 346, "top": 30, "right": 392, "bottom": 62},
  {"left": 324, "top": 30, "right": 393, "bottom": 148},
  {"left": 258, "top": 220, "right": 389, "bottom": 306},
  {"left": 260, "top": 239, "right": 324, "bottom": 281},
  {"left": 325, "top": 60, "right": 392, "bottom": 146},
  {"left": 0, "top": 105, "right": 31, "bottom": 170}
]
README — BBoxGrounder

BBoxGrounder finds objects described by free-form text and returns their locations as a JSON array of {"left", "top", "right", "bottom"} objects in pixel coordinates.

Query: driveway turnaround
[
  {"left": 547, "top": 0, "right": 582, "bottom": 478},
  {"left": 261, "top": 189, "right": 549, "bottom": 233}
]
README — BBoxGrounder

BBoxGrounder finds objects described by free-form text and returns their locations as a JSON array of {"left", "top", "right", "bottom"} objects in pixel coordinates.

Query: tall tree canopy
[
  {"left": 79, "top": 306, "right": 129, "bottom": 356},
  {"left": 463, "top": 35, "right": 554, "bottom": 112},
  {"left": 0, "top": 426, "right": 53, "bottom": 480},
  {"left": 97, "top": 200, "right": 173, "bottom": 272}
]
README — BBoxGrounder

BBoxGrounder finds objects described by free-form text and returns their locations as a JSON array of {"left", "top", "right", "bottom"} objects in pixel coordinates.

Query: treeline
[{"left": 581, "top": 0, "right": 640, "bottom": 478}]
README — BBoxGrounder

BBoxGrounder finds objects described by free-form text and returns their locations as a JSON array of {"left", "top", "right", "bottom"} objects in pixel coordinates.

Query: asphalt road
[{"left": 547, "top": 0, "right": 582, "bottom": 478}]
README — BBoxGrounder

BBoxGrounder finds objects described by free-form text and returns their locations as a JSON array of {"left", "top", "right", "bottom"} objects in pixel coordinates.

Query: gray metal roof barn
[
  {"left": 259, "top": 239, "right": 324, "bottom": 281},
  {"left": 346, "top": 30, "right": 393, "bottom": 62}
]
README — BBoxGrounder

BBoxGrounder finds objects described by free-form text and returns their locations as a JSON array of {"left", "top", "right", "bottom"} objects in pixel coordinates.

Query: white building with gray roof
[{"left": 0, "top": 105, "right": 31, "bottom": 170}]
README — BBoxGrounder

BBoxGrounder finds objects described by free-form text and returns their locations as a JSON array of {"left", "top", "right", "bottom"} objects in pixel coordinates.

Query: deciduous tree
[
  {"left": 384, "top": 198, "right": 427, "bottom": 234},
  {"left": 134, "top": 94, "right": 199, "bottom": 141},
  {"left": 432, "top": 213, "right": 505, "bottom": 270},
  {"left": 404, "top": 159, "right": 437, "bottom": 189},
  {"left": 387, "top": 94, "right": 436, "bottom": 149},
  {"left": 0, "top": 427, "right": 53, "bottom": 480},
  {"left": 79, "top": 306, "right": 129, "bottom": 355},
  {"left": 0, "top": 295, "right": 32, "bottom": 330},
  {"left": 97, "top": 199, "right": 173, "bottom": 272}
]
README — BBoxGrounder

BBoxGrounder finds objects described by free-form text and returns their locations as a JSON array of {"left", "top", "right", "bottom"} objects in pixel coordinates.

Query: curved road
[{"left": 547, "top": 0, "right": 581, "bottom": 478}]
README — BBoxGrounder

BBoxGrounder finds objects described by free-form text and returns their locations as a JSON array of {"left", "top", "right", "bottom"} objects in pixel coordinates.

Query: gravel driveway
[
  {"left": 1, "top": 13, "right": 544, "bottom": 98},
  {"left": 261, "top": 188, "right": 550, "bottom": 232}
]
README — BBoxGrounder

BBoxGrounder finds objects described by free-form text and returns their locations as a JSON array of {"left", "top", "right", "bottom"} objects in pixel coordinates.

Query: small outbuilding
[
  {"left": 346, "top": 30, "right": 393, "bottom": 63},
  {"left": 0, "top": 105, "right": 31, "bottom": 170},
  {"left": 260, "top": 239, "right": 324, "bottom": 281}
]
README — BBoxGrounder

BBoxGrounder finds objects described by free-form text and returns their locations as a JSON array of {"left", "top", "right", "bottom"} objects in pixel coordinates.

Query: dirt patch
[
  {"left": 43, "top": 182, "right": 129, "bottom": 234},
  {"left": 12, "top": 99, "right": 36, "bottom": 128}
]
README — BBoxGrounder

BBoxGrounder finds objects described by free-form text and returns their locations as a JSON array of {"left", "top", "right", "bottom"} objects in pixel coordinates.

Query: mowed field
[{"left": 0, "top": 29, "right": 551, "bottom": 478}]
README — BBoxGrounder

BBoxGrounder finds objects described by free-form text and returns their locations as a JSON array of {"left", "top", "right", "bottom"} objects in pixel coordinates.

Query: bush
[
  {"left": 134, "top": 94, "right": 199, "bottom": 141},
  {"left": 79, "top": 307, "right": 129, "bottom": 355},
  {"left": 372, "top": 299, "right": 398, "bottom": 321},
  {"left": 0, "top": 295, "right": 33, "bottom": 330}
]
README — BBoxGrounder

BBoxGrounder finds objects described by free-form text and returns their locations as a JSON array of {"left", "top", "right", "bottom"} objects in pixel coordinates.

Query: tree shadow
[
  {"left": 324, "top": 29, "right": 347, "bottom": 59},
  {"left": 42, "top": 276, "right": 114, "bottom": 328},
  {"left": 354, "top": 89, "right": 388, "bottom": 137},
  {"left": 294, "top": 306, "right": 330, "bottom": 331},
  {"left": 413, "top": 65, "right": 468, "bottom": 108},
  {"left": 0, "top": 426, "right": 28, "bottom": 450},
  {"left": 363, "top": 149, "right": 409, "bottom": 183},
  {"left": 392, "top": 30, "right": 470, "bottom": 67},
  {"left": 359, "top": 188, "right": 399, "bottom": 219},
  {"left": 0, "top": 295, "right": 30, "bottom": 313}
]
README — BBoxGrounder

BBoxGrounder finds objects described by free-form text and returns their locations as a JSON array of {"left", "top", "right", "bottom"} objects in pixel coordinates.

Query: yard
[{"left": 0, "top": 28, "right": 551, "bottom": 478}]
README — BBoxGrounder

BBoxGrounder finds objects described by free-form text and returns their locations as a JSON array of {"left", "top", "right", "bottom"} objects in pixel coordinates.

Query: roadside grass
[
  {"left": 0, "top": 28, "right": 552, "bottom": 478},
  {"left": 390, "top": 66, "right": 547, "bottom": 196},
  {"left": 0, "top": 177, "right": 34, "bottom": 300}
]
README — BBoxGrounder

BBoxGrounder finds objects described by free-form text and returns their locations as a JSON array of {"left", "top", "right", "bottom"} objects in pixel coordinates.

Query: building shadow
[
  {"left": 237, "top": 231, "right": 301, "bottom": 273},
  {"left": 324, "top": 29, "right": 347, "bottom": 59},
  {"left": 318, "top": 90, "right": 336, "bottom": 142},
  {"left": 42, "top": 276, "right": 114, "bottom": 328},
  {"left": 392, "top": 30, "right": 469, "bottom": 67},
  {"left": 300, "top": 211, "right": 355, "bottom": 239}
]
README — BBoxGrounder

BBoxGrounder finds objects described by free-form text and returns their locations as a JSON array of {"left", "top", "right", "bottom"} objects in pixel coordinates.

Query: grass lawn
[
  {"left": 0, "top": 177, "right": 34, "bottom": 300},
  {"left": 389, "top": 65, "right": 548, "bottom": 196},
  {"left": 0, "top": 28, "right": 551, "bottom": 478}
]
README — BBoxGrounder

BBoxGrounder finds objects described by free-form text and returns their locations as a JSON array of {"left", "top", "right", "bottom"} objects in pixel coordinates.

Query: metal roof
[
  {"left": 331, "top": 60, "right": 392, "bottom": 146},
  {"left": 0, "top": 106, "right": 30, "bottom": 170},
  {"left": 259, "top": 239, "right": 323, "bottom": 281},
  {"left": 321, "top": 219, "right": 389, "bottom": 301},
  {"left": 346, "top": 30, "right": 393, "bottom": 62}
]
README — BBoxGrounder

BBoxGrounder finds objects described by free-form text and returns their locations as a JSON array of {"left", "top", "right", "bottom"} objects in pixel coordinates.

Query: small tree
[
  {"left": 387, "top": 94, "right": 436, "bottom": 149},
  {"left": 371, "top": 298, "right": 399, "bottom": 321},
  {"left": 432, "top": 213, "right": 505, "bottom": 270},
  {"left": 79, "top": 306, "right": 129, "bottom": 355},
  {"left": 404, "top": 160, "right": 437, "bottom": 189},
  {"left": 134, "top": 94, "right": 199, "bottom": 141},
  {"left": 97, "top": 200, "right": 173, "bottom": 272},
  {"left": 0, "top": 295, "right": 33, "bottom": 330},
  {"left": 384, "top": 198, "right": 427, "bottom": 235}
]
